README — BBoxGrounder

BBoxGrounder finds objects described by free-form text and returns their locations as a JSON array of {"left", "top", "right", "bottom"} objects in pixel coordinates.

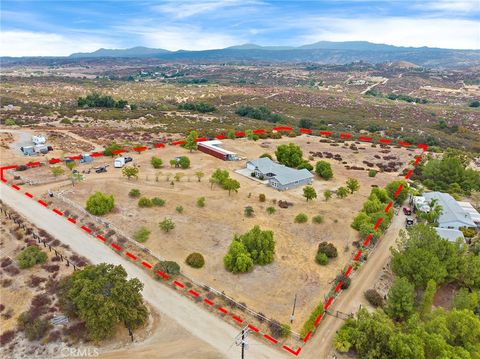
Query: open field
[{"left": 5, "top": 134, "right": 419, "bottom": 332}]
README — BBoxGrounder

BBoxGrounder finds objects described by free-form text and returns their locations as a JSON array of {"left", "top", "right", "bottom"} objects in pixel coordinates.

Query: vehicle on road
[
  {"left": 405, "top": 216, "right": 414, "bottom": 227},
  {"left": 95, "top": 166, "right": 108, "bottom": 173},
  {"left": 124, "top": 156, "right": 133, "bottom": 163},
  {"left": 403, "top": 207, "right": 412, "bottom": 215}
]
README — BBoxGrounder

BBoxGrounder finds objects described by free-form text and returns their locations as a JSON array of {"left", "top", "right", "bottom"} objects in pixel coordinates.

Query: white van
[{"left": 114, "top": 157, "right": 126, "bottom": 168}]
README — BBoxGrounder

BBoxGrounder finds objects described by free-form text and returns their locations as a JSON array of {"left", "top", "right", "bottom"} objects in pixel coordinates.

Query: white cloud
[
  {"left": 152, "top": 0, "right": 263, "bottom": 19},
  {"left": 417, "top": 0, "right": 480, "bottom": 14},
  {"left": 295, "top": 17, "right": 480, "bottom": 50},
  {"left": 0, "top": 30, "right": 115, "bottom": 56},
  {"left": 116, "top": 24, "right": 244, "bottom": 51}
]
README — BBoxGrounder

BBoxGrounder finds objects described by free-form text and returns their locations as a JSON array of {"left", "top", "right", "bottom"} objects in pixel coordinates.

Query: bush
[
  {"left": 154, "top": 261, "right": 180, "bottom": 276},
  {"left": 280, "top": 324, "right": 291, "bottom": 338},
  {"left": 197, "top": 197, "right": 205, "bottom": 207},
  {"left": 151, "top": 197, "right": 166, "bottom": 206},
  {"left": 138, "top": 197, "right": 153, "bottom": 208},
  {"left": 150, "top": 156, "right": 163, "bottom": 169},
  {"left": 315, "top": 161, "right": 333, "bottom": 180},
  {"left": 244, "top": 206, "right": 254, "bottom": 217},
  {"left": 18, "top": 313, "right": 51, "bottom": 341},
  {"left": 16, "top": 246, "right": 47, "bottom": 269},
  {"left": 176, "top": 206, "right": 184, "bottom": 213},
  {"left": 260, "top": 153, "right": 273, "bottom": 160},
  {"left": 186, "top": 253, "right": 205, "bottom": 268},
  {"left": 133, "top": 227, "right": 150, "bottom": 243},
  {"left": 159, "top": 218, "right": 175, "bottom": 232},
  {"left": 128, "top": 189, "right": 141, "bottom": 198},
  {"left": 318, "top": 242, "right": 338, "bottom": 258},
  {"left": 5, "top": 119, "right": 16, "bottom": 126},
  {"left": 460, "top": 227, "right": 477, "bottom": 238},
  {"left": 259, "top": 194, "right": 266, "bottom": 202},
  {"left": 312, "top": 215, "right": 323, "bottom": 224},
  {"left": 368, "top": 169, "right": 377, "bottom": 177},
  {"left": 178, "top": 156, "right": 190, "bottom": 169},
  {"left": 295, "top": 213, "right": 308, "bottom": 223},
  {"left": 336, "top": 274, "right": 351, "bottom": 289},
  {"left": 85, "top": 192, "right": 114, "bottom": 215},
  {"left": 300, "top": 303, "right": 324, "bottom": 338},
  {"left": 364, "top": 289, "right": 384, "bottom": 307},
  {"left": 315, "top": 252, "right": 329, "bottom": 265},
  {"left": 266, "top": 206, "right": 276, "bottom": 215}
]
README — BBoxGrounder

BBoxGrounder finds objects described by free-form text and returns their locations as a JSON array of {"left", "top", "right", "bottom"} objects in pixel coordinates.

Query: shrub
[
  {"left": 138, "top": 197, "right": 153, "bottom": 208},
  {"left": 0, "top": 330, "right": 15, "bottom": 345},
  {"left": 154, "top": 261, "right": 180, "bottom": 277},
  {"left": 460, "top": 227, "right": 476, "bottom": 238},
  {"left": 21, "top": 316, "right": 51, "bottom": 341},
  {"left": 133, "top": 227, "right": 150, "bottom": 243},
  {"left": 260, "top": 153, "right": 272, "bottom": 160},
  {"left": 16, "top": 246, "right": 47, "bottom": 269},
  {"left": 178, "top": 156, "right": 190, "bottom": 169},
  {"left": 364, "top": 289, "right": 384, "bottom": 307},
  {"left": 159, "top": 218, "right": 175, "bottom": 233},
  {"left": 151, "top": 197, "right": 166, "bottom": 206},
  {"left": 85, "top": 192, "right": 114, "bottom": 215},
  {"left": 280, "top": 324, "right": 291, "bottom": 338},
  {"left": 186, "top": 253, "right": 205, "bottom": 268},
  {"left": 128, "top": 189, "right": 141, "bottom": 198},
  {"left": 315, "top": 161, "right": 333, "bottom": 180},
  {"left": 295, "top": 213, "right": 308, "bottom": 223},
  {"left": 368, "top": 169, "right": 377, "bottom": 177},
  {"left": 5, "top": 119, "right": 16, "bottom": 126},
  {"left": 150, "top": 156, "right": 163, "bottom": 169},
  {"left": 300, "top": 303, "right": 324, "bottom": 338},
  {"left": 318, "top": 242, "right": 338, "bottom": 258},
  {"left": 266, "top": 206, "right": 276, "bottom": 215},
  {"left": 312, "top": 215, "right": 323, "bottom": 224},
  {"left": 176, "top": 206, "right": 184, "bottom": 213},
  {"left": 197, "top": 197, "right": 205, "bottom": 207},
  {"left": 244, "top": 206, "right": 254, "bottom": 217},
  {"left": 259, "top": 194, "right": 266, "bottom": 202},
  {"left": 315, "top": 252, "right": 329, "bottom": 265}
]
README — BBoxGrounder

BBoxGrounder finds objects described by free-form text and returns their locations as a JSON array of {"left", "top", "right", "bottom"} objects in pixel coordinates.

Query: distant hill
[
  {"left": 70, "top": 46, "right": 169, "bottom": 58},
  {"left": 4, "top": 41, "right": 479, "bottom": 68}
]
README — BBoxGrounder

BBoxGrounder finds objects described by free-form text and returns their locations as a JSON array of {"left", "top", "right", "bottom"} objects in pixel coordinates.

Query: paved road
[
  {"left": 0, "top": 184, "right": 288, "bottom": 359},
  {"left": 300, "top": 209, "right": 405, "bottom": 359}
]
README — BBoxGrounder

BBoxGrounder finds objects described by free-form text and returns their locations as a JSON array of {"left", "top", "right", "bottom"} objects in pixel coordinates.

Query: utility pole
[
  {"left": 290, "top": 293, "right": 297, "bottom": 323},
  {"left": 235, "top": 326, "right": 250, "bottom": 359}
]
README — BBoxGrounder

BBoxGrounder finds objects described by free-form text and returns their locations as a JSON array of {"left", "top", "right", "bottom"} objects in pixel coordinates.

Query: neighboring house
[
  {"left": 246, "top": 157, "right": 313, "bottom": 191},
  {"left": 198, "top": 140, "right": 237, "bottom": 161},
  {"left": 414, "top": 192, "right": 477, "bottom": 230},
  {"left": 435, "top": 228, "right": 465, "bottom": 243}
]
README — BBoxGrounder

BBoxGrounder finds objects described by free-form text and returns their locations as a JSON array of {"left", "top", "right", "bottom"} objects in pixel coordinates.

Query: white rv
[{"left": 32, "top": 135, "right": 46, "bottom": 145}]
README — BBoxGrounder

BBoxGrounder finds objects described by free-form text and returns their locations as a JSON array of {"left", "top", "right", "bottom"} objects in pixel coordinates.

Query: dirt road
[
  {"left": 300, "top": 209, "right": 405, "bottom": 359},
  {"left": 0, "top": 184, "right": 288, "bottom": 359}
]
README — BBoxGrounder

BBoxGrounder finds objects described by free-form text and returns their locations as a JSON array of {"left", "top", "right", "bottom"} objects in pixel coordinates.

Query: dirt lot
[{"left": 11, "top": 135, "right": 415, "bottom": 331}]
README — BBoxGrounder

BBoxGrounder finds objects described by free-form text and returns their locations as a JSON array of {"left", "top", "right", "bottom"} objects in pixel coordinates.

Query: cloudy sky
[{"left": 1, "top": 0, "right": 479, "bottom": 56}]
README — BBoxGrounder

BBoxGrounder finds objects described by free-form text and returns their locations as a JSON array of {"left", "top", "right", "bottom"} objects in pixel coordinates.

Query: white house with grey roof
[
  {"left": 415, "top": 192, "right": 478, "bottom": 230},
  {"left": 246, "top": 157, "right": 313, "bottom": 191}
]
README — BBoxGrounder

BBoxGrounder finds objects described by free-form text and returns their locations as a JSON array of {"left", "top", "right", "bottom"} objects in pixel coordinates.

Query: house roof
[
  {"left": 457, "top": 201, "right": 480, "bottom": 224},
  {"left": 198, "top": 140, "right": 236, "bottom": 155},
  {"left": 423, "top": 192, "right": 476, "bottom": 227},
  {"left": 435, "top": 228, "right": 465, "bottom": 242},
  {"left": 247, "top": 157, "right": 313, "bottom": 185}
]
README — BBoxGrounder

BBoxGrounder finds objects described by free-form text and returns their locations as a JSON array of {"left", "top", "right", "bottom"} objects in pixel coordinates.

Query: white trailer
[
  {"left": 114, "top": 157, "right": 126, "bottom": 168},
  {"left": 32, "top": 135, "right": 46, "bottom": 145}
]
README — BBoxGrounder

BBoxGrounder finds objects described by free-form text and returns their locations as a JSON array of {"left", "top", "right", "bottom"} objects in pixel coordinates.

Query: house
[
  {"left": 414, "top": 192, "right": 477, "bottom": 230},
  {"left": 435, "top": 228, "right": 465, "bottom": 243},
  {"left": 246, "top": 157, "right": 313, "bottom": 191},
  {"left": 198, "top": 140, "right": 237, "bottom": 161}
]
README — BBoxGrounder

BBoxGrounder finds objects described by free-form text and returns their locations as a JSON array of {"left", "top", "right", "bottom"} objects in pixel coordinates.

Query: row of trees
[
  {"left": 77, "top": 92, "right": 134, "bottom": 109},
  {"left": 235, "top": 105, "right": 283, "bottom": 123},
  {"left": 178, "top": 102, "right": 216, "bottom": 113},
  {"left": 336, "top": 223, "right": 480, "bottom": 358},
  {"left": 209, "top": 169, "right": 240, "bottom": 195}
]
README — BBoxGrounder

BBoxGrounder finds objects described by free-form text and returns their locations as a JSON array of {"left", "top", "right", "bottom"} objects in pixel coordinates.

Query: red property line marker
[
  {"left": 248, "top": 324, "right": 259, "bottom": 333},
  {"left": 358, "top": 136, "right": 372, "bottom": 142},
  {"left": 379, "top": 139, "right": 391, "bottom": 144},
  {"left": 283, "top": 345, "right": 302, "bottom": 356},
  {"left": 354, "top": 250, "right": 363, "bottom": 261},
  {"left": 264, "top": 333, "right": 279, "bottom": 344},
  {"left": 81, "top": 225, "right": 91, "bottom": 233},
  {"left": 25, "top": 192, "right": 33, "bottom": 198},
  {"left": 384, "top": 201, "right": 393, "bottom": 213},
  {"left": 67, "top": 217, "right": 76, "bottom": 224},
  {"left": 314, "top": 313, "right": 323, "bottom": 326},
  {"left": 141, "top": 261, "right": 152, "bottom": 269},
  {"left": 217, "top": 307, "right": 228, "bottom": 314},
  {"left": 373, "top": 217, "right": 383, "bottom": 230},
  {"left": 394, "top": 184, "right": 404, "bottom": 198},
  {"left": 38, "top": 200, "right": 48, "bottom": 207},
  {"left": 324, "top": 297, "right": 334, "bottom": 310},
  {"left": 303, "top": 331, "right": 312, "bottom": 343},
  {"left": 173, "top": 280, "right": 185, "bottom": 288},
  {"left": 188, "top": 289, "right": 200, "bottom": 297},
  {"left": 414, "top": 156, "right": 422, "bottom": 165},
  {"left": 405, "top": 169, "right": 413, "bottom": 180},
  {"left": 96, "top": 234, "right": 106, "bottom": 242},
  {"left": 340, "top": 133, "right": 352, "bottom": 139},
  {"left": 204, "top": 298, "right": 214, "bottom": 306},
  {"left": 52, "top": 208, "right": 63, "bottom": 216},
  {"left": 232, "top": 315, "right": 243, "bottom": 323},
  {"left": 156, "top": 270, "right": 169, "bottom": 279},
  {"left": 363, "top": 234, "right": 373, "bottom": 247},
  {"left": 345, "top": 265, "right": 353, "bottom": 277},
  {"left": 111, "top": 243, "right": 121, "bottom": 251},
  {"left": 126, "top": 252, "right": 137, "bottom": 260},
  {"left": 335, "top": 282, "right": 343, "bottom": 293}
]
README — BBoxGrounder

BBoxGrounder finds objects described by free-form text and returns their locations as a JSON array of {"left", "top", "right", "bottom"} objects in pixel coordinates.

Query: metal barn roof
[
  {"left": 247, "top": 157, "right": 313, "bottom": 185},
  {"left": 423, "top": 192, "right": 476, "bottom": 227}
]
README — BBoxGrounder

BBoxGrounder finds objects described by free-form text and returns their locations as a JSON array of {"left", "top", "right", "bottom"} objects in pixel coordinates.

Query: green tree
[
  {"left": 51, "top": 166, "right": 65, "bottom": 177},
  {"left": 336, "top": 186, "right": 348, "bottom": 198},
  {"left": 122, "top": 166, "right": 139, "bottom": 180},
  {"left": 210, "top": 168, "right": 229, "bottom": 189},
  {"left": 315, "top": 161, "right": 333, "bottom": 180},
  {"left": 129, "top": 188, "right": 141, "bottom": 198},
  {"left": 197, "top": 197, "right": 205, "bottom": 207},
  {"left": 223, "top": 241, "right": 253, "bottom": 273},
  {"left": 60, "top": 263, "right": 148, "bottom": 341},
  {"left": 222, "top": 178, "right": 240, "bottom": 195},
  {"left": 299, "top": 118, "right": 312, "bottom": 129},
  {"left": 461, "top": 254, "right": 480, "bottom": 289},
  {"left": 244, "top": 206, "right": 254, "bottom": 217},
  {"left": 303, "top": 185, "right": 317, "bottom": 201},
  {"left": 150, "top": 156, "right": 163, "bottom": 169},
  {"left": 346, "top": 178, "right": 360, "bottom": 194},
  {"left": 186, "top": 253, "right": 205, "bottom": 268},
  {"left": 169, "top": 159, "right": 176, "bottom": 167},
  {"left": 138, "top": 197, "right": 153, "bottom": 208},
  {"left": 227, "top": 129, "right": 235, "bottom": 139},
  {"left": 159, "top": 218, "right": 175, "bottom": 233},
  {"left": 178, "top": 156, "right": 190, "bottom": 169},
  {"left": 103, "top": 142, "right": 122, "bottom": 156},
  {"left": 86, "top": 192, "right": 114, "bottom": 215},
  {"left": 454, "top": 288, "right": 479, "bottom": 311},
  {"left": 154, "top": 261, "right": 180, "bottom": 276},
  {"left": 420, "top": 279, "right": 437, "bottom": 318},
  {"left": 386, "top": 277, "right": 415, "bottom": 321},
  {"left": 275, "top": 143, "right": 303, "bottom": 168},
  {"left": 65, "top": 161, "right": 77, "bottom": 171},
  {"left": 184, "top": 130, "right": 198, "bottom": 152},
  {"left": 386, "top": 180, "right": 409, "bottom": 204},
  {"left": 16, "top": 246, "right": 47, "bottom": 269},
  {"left": 324, "top": 189, "right": 332, "bottom": 201}
]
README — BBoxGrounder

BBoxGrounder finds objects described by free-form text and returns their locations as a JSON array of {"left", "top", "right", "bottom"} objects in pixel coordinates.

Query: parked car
[
  {"left": 124, "top": 156, "right": 133, "bottom": 163},
  {"left": 114, "top": 157, "right": 126, "bottom": 168},
  {"left": 403, "top": 207, "right": 412, "bottom": 215},
  {"left": 95, "top": 166, "right": 107, "bottom": 173},
  {"left": 405, "top": 217, "right": 414, "bottom": 227}
]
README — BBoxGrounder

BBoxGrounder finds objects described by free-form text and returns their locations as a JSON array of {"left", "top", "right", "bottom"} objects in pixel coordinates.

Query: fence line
[{"left": 51, "top": 191, "right": 300, "bottom": 338}]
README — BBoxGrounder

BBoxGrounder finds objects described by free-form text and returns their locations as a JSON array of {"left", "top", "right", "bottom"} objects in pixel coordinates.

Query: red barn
[{"left": 198, "top": 140, "right": 237, "bottom": 161}]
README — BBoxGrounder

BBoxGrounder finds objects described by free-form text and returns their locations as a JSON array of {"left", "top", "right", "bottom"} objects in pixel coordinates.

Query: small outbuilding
[{"left": 198, "top": 140, "right": 237, "bottom": 161}]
